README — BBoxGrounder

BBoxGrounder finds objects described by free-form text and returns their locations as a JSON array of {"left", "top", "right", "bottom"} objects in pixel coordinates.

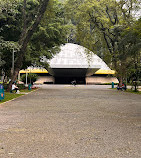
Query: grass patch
[
  {"left": 20, "top": 88, "right": 38, "bottom": 93},
  {"left": 110, "top": 88, "right": 141, "bottom": 94},
  {"left": 126, "top": 89, "right": 141, "bottom": 94},
  {"left": 0, "top": 92, "right": 24, "bottom": 104},
  {"left": 0, "top": 88, "right": 38, "bottom": 104}
]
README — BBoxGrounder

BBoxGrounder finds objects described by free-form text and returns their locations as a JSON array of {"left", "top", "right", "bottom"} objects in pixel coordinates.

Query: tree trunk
[
  {"left": 7, "top": 0, "right": 50, "bottom": 91},
  {"left": 134, "top": 81, "right": 138, "bottom": 92},
  {"left": 119, "top": 77, "right": 123, "bottom": 88},
  {"left": 8, "top": 68, "right": 20, "bottom": 91}
]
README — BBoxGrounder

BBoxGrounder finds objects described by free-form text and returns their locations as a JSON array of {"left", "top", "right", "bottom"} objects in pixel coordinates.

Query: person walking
[{"left": 71, "top": 80, "right": 76, "bottom": 86}]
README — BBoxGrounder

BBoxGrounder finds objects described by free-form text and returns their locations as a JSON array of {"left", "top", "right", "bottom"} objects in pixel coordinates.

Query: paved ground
[{"left": 0, "top": 85, "right": 141, "bottom": 158}]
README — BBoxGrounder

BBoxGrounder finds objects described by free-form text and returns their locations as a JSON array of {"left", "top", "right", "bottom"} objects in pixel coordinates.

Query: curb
[{"left": 0, "top": 88, "right": 39, "bottom": 106}]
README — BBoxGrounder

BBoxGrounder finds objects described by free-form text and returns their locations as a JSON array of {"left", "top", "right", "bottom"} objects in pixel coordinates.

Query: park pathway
[{"left": 0, "top": 85, "right": 141, "bottom": 158}]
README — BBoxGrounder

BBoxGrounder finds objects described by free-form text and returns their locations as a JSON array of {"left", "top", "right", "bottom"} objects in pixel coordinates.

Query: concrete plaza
[{"left": 0, "top": 85, "right": 141, "bottom": 158}]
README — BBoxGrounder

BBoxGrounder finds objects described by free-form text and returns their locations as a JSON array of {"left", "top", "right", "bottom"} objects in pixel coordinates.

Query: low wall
[
  {"left": 86, "top": 76, "right": 119, "bottom": 84},
  {"left": 35, "top": 76, "right": 119, "bottom": 85},
  {"left": 35, "top": 76, "right": 55, "bottom": 84}
]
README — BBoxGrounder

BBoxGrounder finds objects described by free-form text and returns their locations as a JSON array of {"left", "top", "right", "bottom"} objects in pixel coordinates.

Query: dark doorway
[{"left": 55, "top": 77, "right": 86, "bottom": 84}]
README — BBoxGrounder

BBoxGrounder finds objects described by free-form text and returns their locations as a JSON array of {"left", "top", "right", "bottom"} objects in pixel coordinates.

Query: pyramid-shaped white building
[{"left": 48, "top": 43, "right": 111, "bottom": 78}]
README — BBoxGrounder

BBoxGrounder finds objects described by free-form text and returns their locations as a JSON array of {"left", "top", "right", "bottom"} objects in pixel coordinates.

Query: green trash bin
[
  {"left": 0, "top": 84, "right": 4, "bottom": 101},
  {"left": 28, "top": 84, "right": 32, "bottom": 90},
  {"left": 112, "top": 82, "right": 114, "bottom": 88}
]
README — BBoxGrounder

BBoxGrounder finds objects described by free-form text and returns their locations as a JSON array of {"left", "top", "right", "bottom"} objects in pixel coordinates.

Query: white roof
[{"left": 49, "top": 43, "right": 110, "bottom": 70}]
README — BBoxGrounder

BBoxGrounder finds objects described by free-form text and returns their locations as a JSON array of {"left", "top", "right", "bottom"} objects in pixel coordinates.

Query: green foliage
[
  {"left": 118, "top": 18, "right": 141, "bottom": 84},
  {"left": 0, "top": 51, "right": 5, "bottom": 67},
  {"left": 2, "top": 83, "right": 25, "bottom": 90},
  {"left": 2, "top": 83, "right": 8, "bottom": 90},
  {"left": 0, "top": 92, "right": 24, "bottom": 103},
  {"left": 65, "top": 0, "right": 141, "bottom": 87},
  {"left": 23, "top": 0, "right": 68, "bottom": 68},
  {"left": 0, "top": 0, "right": 68, "bottom": 79},
  {"left": 21, "top": 73, "right": 38, "bottom": 83},
  {"left": 17, "top": 84, "right": 26, "bottom": 90},
  {"left": 0, "top": 0, "right": 21, "bottom": 74}
]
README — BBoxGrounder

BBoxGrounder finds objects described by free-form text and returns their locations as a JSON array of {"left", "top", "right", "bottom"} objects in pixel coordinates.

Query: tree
[
  {"left": 21, "top": 73, "right": 38, "bottom": 84},
  {"left": 0, "top": 0, "right": 51, "bottom": 86},
  {"left": 8, "top": 0, "right": 50, "bottom": 91},
  {"left": 0, "top": 0, "right": 68, "bottom": 90},
  {"left": 26, "top": 0, "right": 68, "bottom": 67},
  {"left": 0, "top": 0, "right": 20, "bottom": 81},
  {"left": 119, "top": 19, "right": 141, "bottom": 91},
  {"left": 65, "top": 0, "right": 141, "bottom": 87}
]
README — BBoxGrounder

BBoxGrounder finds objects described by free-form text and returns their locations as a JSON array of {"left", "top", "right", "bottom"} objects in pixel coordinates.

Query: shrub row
[{"left": 2, "top": 84, "right": 25, "bottom": 90}]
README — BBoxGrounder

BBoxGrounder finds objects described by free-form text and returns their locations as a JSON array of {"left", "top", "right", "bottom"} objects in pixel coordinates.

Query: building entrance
[{"left": 55, "top": 77, "right": 86, "bottom": 84}]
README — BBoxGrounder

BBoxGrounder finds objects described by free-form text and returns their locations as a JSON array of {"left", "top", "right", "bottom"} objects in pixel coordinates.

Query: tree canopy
[
  {"left": 64, "top": 0, "right": 141, "bottom": 87},
  {"left": 0, "top": 0, "right": 68, "bottom": 88}
]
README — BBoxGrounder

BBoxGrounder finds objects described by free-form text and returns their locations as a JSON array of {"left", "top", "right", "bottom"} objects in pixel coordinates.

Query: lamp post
[
  {"left": 12, "top": 49, "right": 15, "bottom": 75},
  {"left": 26, "top": 71, "right": 28, "bottom": 87}
]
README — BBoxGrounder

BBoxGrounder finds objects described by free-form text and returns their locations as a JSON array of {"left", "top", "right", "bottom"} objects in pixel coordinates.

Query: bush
[
  {"left": 21, "top": 73, "right": 38, "bottom": 84},
  {"left": 2, "top": 84, "right": 8, "bottom": 90},
  {"left": 17, "top": 84, "right": 25, "bottom": 90},
  {"left": 0, "top": 83, "right": 25, "bottom": 90}
]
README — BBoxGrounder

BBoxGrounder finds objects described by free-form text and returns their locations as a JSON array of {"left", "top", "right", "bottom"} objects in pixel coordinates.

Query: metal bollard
[
  {"left": 112, "top": 82, "right": 114, "bottom": 88},
  {"left": 28, "top": 84, "right": 32, "bottom": 90}
]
